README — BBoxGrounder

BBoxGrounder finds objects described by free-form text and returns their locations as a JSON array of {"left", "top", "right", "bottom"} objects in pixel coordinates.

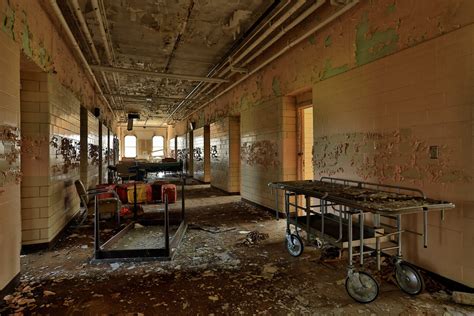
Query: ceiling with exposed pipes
[{"left": 59, "top": 0, "right": 326, "bottom": 126}]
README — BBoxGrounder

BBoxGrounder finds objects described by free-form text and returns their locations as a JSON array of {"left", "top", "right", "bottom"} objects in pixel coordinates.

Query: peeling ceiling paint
[{"left": 62, "top": 0, "right": 273, "bottom": 124}]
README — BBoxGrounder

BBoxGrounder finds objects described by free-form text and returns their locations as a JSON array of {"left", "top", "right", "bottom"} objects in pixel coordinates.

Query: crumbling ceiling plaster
[{"left": 61, "top": 0, "right": 273, "bottom": 125}]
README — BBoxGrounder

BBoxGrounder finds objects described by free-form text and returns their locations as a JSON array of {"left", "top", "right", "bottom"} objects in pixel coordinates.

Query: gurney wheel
[
  {"left": 395, "top": 262, "right": 424, "bottom": 295},
  {"left": 286, "top": 234, "right": 304, "bottom": 257},
  {"left": 345, "top": 271, "right": 379, "bottom": 303}
]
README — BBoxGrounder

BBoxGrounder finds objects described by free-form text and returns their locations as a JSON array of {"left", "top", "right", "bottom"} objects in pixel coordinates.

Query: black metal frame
[{"left": 92, "top": 162, "right": 187, "bottom": 261}]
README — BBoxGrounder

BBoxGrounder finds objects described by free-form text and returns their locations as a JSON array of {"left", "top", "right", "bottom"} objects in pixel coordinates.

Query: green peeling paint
[
  {"left": 239, "top": 93, "right": 250, "bottom": 111},
  {"left": 324, "top": 35, "right": 332, "bottom": 47},
  {"left": 21, "top": 12, "right": 32, "bottom": 57},
  {"left": 355, "top": 12, "right": 399, "bottom": 66},
  {"left": 386, "top": 2, "right": 396, "bottom": 14},
  {"left": 272, "top": 77, "right": 281, "bottom": 97},
  {"left": 2, "top": 6, "right": 15, "bottom": 40},
  {"left": 320, "top": 59, "right": 349, "bottom": 80},
  {"left": 308, "top": 34, "right": 316, "bottom": 45}
]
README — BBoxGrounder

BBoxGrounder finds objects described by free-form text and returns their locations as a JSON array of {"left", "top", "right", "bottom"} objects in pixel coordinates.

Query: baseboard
[
  {"left": 0, "top": 273, "right": 20, "bottom": 297},
  {"left": 191, "top": 178, "right": 210, "bottom": 184},
  {"left": 241, "top": 198, "right": 286, "bottom": 219},
  {"left": 210, "top": 185, "right": 240, "bottom": 196},
  {"left": 21, "top": 208, "right": 82, "bottom": 254},
  {"left": 417, "top": 266, "right": 474, "bottom": 293}
]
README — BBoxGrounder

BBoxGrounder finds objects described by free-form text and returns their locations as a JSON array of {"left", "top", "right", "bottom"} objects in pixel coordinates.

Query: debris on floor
[
  {"left": 453, "top": 291, "right": 474, "bottom": 306},
  {"left": 1, "top": 188, "right": 472, "bottom": 315},
  {"left": 188, "top": 224, "right": 235, "bottom": 234},
  {"left": 240, "top": 230, "right": 269, "bottom": 246}
]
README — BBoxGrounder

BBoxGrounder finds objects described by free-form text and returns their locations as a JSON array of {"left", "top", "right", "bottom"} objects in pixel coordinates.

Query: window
[
  {"left": 124, "top": 135, "right": 137, "bottom": 158},
  {"left": 152, "top": 136, "right": 164, "bottom": 158}
]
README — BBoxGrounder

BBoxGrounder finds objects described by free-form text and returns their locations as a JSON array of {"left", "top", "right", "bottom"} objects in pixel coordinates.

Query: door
[{"left": 297, "top": 106, "right": 314, "bottom": 181}]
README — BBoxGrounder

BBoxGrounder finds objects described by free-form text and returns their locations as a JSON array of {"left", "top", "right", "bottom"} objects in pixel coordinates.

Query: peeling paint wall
[
  {"left": 313, "top": 23, "right": 474, "bottom": 286},
  {"left": 0, "top": 29, "right": 21, "bottom": 291},
  {"left": 0, "top": 0, "right": 115, "bottom": 128},
  {"left": 210, "top": 117, "right": 240, "bottom": 193},
  {"left": 193, "top": 126, "right": 210, "bottom": 183}
]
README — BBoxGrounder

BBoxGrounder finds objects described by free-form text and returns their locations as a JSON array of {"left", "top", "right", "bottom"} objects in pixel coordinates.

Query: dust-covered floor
[{"left": 1, "top": 185, "right": 473, "bottom": 315}]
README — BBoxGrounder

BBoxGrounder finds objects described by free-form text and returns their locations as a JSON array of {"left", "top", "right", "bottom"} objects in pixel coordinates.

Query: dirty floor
[{"left": 1, "top": 185, "right": 473, "bottom": 315}]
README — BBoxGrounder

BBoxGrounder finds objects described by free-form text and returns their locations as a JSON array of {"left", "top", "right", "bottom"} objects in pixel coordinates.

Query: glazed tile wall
[
  {"left": 193, "top": 126, "right": 210, "bottom": 183},
  {"left": 312, "top": 25, "right": 474, "bottom": 286},
  {"left": 101, "top": 124, "right": 108, "bottom": 183},
  {"left": 87, "top": 112, "right": 99, "bottom": 189},
  {"left": 240, "top": 96, "right": 297, "bottom": 210},
  {"left": 0, "top": 30, "right": 21, "bottom": 290},
  {"left": 177, "top": 133, "right": 193, "bottom": 175},
  {"left": 20, "top": 71, "right": 50, "bottom": 244},
  {"left": 210, "top": 117, "right": 240, "bottom": 193},
  {"left": 47, "top": 76, "right": 81, "bottom": 242},
  {"left": 20, "top": 73, "right": 81, "bottom": 245}
]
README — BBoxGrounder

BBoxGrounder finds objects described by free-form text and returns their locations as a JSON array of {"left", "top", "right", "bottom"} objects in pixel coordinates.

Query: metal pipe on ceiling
[
  {"left": 174, "top": 0, "right": 326, "bottom": 118},
  {"left": 242, "top": 0, "right": 326, "bottom": 67},
  {"left": 166, "top": 0, "right": 287, "bottom": 121},
  {"left": 197, "top": 0, "right": 327, "bottom": 101},
  {"left": 69, "top": 0, "right": 121, "bottom": 112},
  {"left": 230, "top": 0, "right": 306, "bottom": 68},
  {"left": 49, "top": 0, "right": 116, "bottom": 119},
  {"left": 104, "top": 93, "right": 204, "bottom": 102},
  {"left": 186, "top": 0, "right": 359, "bottom": 119},
  {"left": 91, "top": 65, "right": 229, "bottom": 83},
  {"left": 69, "top": 0, "right": 100, "bottom": 64},
  {"left": 91, "top": 0, "right": 113, "bottom": 64},
  {"left": 229, "top": 0, "right": 291, "bottom": 61}
]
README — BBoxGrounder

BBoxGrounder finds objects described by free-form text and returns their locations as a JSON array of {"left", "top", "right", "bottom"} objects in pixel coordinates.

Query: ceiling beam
[
  {"left": 91, "top": 65, "right": 229, "bottom": 83},
  {"left": 104, "top": 93, "right": 203, "bottom": 102}
]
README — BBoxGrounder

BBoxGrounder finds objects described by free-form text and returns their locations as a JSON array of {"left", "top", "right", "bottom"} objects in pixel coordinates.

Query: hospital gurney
[{"left": 268, "top": 177, "right": 455, "bottom": 303}]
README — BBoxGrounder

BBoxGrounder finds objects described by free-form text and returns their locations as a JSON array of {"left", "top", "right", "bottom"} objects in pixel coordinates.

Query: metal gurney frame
[{"left": 268, "top": 177, "right": 455, "bottom": 303}]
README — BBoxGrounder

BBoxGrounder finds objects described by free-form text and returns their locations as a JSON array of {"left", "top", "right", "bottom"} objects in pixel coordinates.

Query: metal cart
[{"left": 268, "top": 177, "right": 455, "bottom": 303}]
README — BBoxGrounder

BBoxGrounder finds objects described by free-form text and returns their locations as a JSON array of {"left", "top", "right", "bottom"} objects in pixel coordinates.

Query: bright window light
[{"left": 124, "top": 135, "right": 137, "bottom": 158}]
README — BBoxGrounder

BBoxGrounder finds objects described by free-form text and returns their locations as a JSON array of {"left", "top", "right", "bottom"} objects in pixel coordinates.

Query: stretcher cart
[{"left": 268, "top": 177, "right": 455, "bottom": 303}]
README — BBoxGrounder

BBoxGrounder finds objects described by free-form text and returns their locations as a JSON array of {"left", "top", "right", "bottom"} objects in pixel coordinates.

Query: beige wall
[
  {"left": 0, "top": 30, "right": 21, "bottom": 291},
  {"left": 241, "top": 96, "right": 297, "bottom": 209},
  {"left": 210, "top": 117, "right": 240, "bottom": 193},
  {"left": 20, "top": 73, "right": 82, "bottom": 245},
  {"left": 47, "top": 76, "right": 81, "bottom": 241},
  {"left": 193, "top": 126, "right": 210, "bottom": 183},
  {"left": 176, "top": 132, "right": 193, "bottom": 175},
  {"left": 20, "top": 70, "right": 50, "bottom": 244},
  {"left": 87, "top": 112, "right": 99, "bottom": 189},
  {"left": 100, "top": 124, "right": 108, "bottom": 183},
  {"left": 313, "top": 24, "right": 474, "bottom": 286}
]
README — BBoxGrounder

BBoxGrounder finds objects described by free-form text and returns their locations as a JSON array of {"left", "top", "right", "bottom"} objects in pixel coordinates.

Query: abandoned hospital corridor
[{"left": 0, "top": 0, "right": 474, "bottom": 314}]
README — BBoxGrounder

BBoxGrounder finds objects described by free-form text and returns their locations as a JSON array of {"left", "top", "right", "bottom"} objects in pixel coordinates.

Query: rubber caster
[
  {"left": 345, "top": 271, "right": 379, "bottom": 303},
  {"left": 395, "top": 262, "right": 424, "bottom": 295},
  {"left": 285, "top": 234, "right": 304, "bottom": 257}
]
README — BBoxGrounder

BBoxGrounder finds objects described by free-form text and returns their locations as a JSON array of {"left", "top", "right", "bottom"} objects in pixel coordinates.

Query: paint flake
[{"left": 355, "top": 12, "right": 399, "bottom": 66}]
